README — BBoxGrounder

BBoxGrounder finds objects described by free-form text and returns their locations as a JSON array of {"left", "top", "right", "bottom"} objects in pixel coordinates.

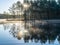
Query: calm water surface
[{"left": 0, "top": 21, "right": 60, "bottom": 45}]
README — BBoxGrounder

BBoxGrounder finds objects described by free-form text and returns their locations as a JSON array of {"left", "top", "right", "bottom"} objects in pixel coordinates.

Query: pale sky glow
[{"left": 0, "top": 0, "right": 23, "bottom": 14}]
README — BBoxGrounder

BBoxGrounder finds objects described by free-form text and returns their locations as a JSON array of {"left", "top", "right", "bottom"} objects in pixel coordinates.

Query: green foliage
[{"left": 25, "top": 0, "right": 60, "bottom": 20}]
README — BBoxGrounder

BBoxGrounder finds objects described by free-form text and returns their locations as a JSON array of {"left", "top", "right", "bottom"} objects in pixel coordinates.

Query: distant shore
[
  {"left": 0, "top": 19, "right": 60, "bottom": 24},
  {"left": 0, "top": 19, "right": 24, "bottom": 24}
]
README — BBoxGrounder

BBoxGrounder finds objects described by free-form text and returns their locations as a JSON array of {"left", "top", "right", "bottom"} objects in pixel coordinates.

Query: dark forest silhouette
[{"left": 25, "top": 0, "right": 60, "bottom": 20}]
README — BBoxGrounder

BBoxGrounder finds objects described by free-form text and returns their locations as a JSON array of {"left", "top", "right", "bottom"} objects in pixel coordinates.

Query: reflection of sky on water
[
  {"left": 0, "top": 21, "right": 60, "bottom": 45},
  {"left": 0, "top": 25, "right": 24, "bottom": 43}
]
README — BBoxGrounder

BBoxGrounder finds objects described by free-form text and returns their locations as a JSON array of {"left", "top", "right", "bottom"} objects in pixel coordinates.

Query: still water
[{"left": 0, "top": 21, "right": 60, "bottom": 45}]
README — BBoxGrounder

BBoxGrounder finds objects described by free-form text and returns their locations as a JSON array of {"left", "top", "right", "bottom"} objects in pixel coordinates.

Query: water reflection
[{"left": 2, "top": 21, "right": 60, "bottom": 44}]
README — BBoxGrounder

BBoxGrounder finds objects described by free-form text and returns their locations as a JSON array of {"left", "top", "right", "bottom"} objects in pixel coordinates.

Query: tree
[
  {"left": 25, "top": 0, "right": 60, "bottom": 20},
  {"left": 8, "top": 1, "right": 23, "bottom": 19},
  {"left": 3, "top": 11, "right": 10, "bottom": 20}
]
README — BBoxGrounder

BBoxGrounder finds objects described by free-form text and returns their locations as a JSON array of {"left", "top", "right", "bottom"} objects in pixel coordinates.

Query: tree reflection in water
[
  {"left": 3, "top": 23, "right": 11, "bottom": 30},
  {"left": 3, "top": 22, "right": 60, "bottom": 44}
]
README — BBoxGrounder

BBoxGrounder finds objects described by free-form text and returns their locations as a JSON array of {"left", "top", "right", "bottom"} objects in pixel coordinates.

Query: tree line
[
  {"left": 3, "top": 0, "right": 60, "bottom": 20},
  {"left": 26, "top": 0, "right": 60, "bottom": 20}
]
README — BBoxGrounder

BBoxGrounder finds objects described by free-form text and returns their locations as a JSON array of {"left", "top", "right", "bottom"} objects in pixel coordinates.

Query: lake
[{"left": 0, "top": 21, "right": 60, "bottom": 45}]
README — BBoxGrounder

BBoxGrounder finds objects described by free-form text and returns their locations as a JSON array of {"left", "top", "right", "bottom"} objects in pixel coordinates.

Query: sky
[{"left": 0, "top": 0, "right": 23, "bottom": 14}]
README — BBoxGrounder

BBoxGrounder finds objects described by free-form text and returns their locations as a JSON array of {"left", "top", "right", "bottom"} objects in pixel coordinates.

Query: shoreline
[
  {"left": 0, "top": 19, "right": 24, "bottom": 24},
  {"left": 0, "top": 19, "right": 60, "bottom": 24}
]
